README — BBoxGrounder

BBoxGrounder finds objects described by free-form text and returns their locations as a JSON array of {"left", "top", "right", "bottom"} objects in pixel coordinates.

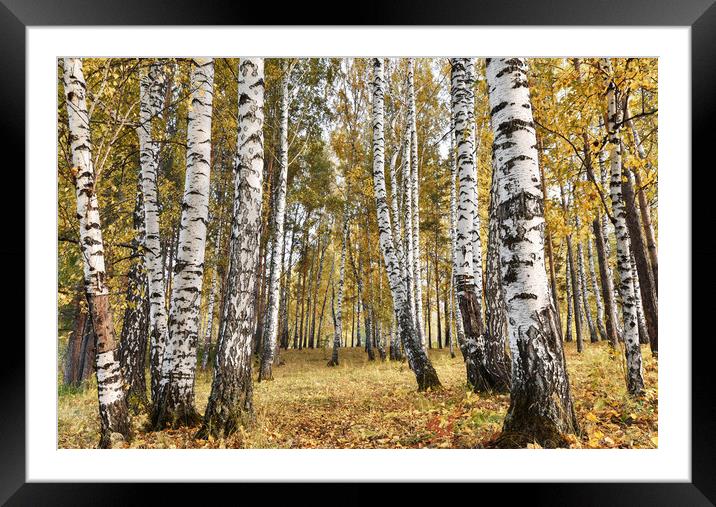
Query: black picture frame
[{"left": 5, "top": 0, "right": 712, "bottom": 502}]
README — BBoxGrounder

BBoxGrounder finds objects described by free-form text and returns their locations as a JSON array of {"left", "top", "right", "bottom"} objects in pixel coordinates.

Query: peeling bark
[
  {"left": 119, "top": 188, "right": 150, "bottom": 410},
  {"left": 486, "top": 58, "right": 578, "bottom": 447},
  {"left": 153, "top": 58, "right": 214, "bottom": 428},
  {"left": 452, "top": 58, "right": 510, "bottom": 392},
  {"left": 63, "top": 57, "right": 130, "bottom": 447},
  {"left": 137, "top": 61, "right": 170, "bottom": 404},
  {"left": 198, "top": 59, "right": 264, "bottom": 438}
]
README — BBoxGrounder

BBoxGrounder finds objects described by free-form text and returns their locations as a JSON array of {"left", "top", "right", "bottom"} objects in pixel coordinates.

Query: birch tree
[
  {"left": 328, "top": 215, "right": 347, "bottom": 366},
  {"left": 152, "top": 58, "right": 214, "bottom": 428},
  {"left": 119, "top": 188, "right": 150, "bottom": 409},
  {"left": 259, "top": 61, "right": 290, "bottom": 381},
  {"left": 628, "top": 118, "right": 658, "bottom": 290},
  {"left": 586, "top": 237, "right": 608, "bottom": 341},
  {"left": 448, "top": 115, "right": 467, "bottom": 351},
  {"left": 63, "top": 57, "right": 130, "bottom": 447},
  {"left": 484, "top": 156, "right": 511, "bottom": 386},
  {"left": 199, "top": 58, "right": 264, "bottom": 438},
  {"left": 601, "top": 58, "right": 644, "bottom": 396},
  {"left": 407, "top": 58, "right": 425, "bottom": 347},
  {"left": 451, "top": 58, "right": 509, "bottom": 392},
  {"left": 201, "top": 224, "right": 222, "bottom": 370},
  {"left": 486, "top": 58, "right": 578, "bottom": 447},
  {"left": 371, "top": 58, "right": 440, "bottom": 390},
  {"left": 137, "top": 61, "right": 170, "bottom": 403}
]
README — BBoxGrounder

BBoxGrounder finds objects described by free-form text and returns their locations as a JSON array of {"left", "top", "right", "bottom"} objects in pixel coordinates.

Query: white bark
[
  {"left": 63, "top": 57, "right": 129, "bottom": 446},
  {"left": 601, "top": 58, "right": 644, "bottom": 395},
  {"left": 155, "top": 58, "right": 214, "bottom": 424},
  {"left": 137, "top": 61, "right": 171, "bottom": 402},
  {"left": 448, "top": 115, "right": 466, "bottom": 345},
  {"left": 450, "top": 59, "right": 478, "bottom": 295},
  {"left": 371, "top": 58, "right": 439, "bottom": 390},
  {"left": 466, "top": 60, "right": 485, "bottom": 307},
  {"left": 201, "top": 224, "right": 221, "bottom": 369},
  {"left": 330, "top": 215, "right": 348, "bottom": 366},
  {"left": 486, "top": 58, "right": 576, "bottom": 444},
  {"left": 402, "top": 129, "right": 416, "bottom": 325},
  {"left": 200, "top": 58, "right": 264, "bottom": 436},
  {"left": 407, "top": 59, "right": 425, "bottom": 348},
  {"left": 587, "top": 236, "right": 607, "bottom": 340},
  {"left": 259, "top": 61, "right": 290, "bottom": 380}
]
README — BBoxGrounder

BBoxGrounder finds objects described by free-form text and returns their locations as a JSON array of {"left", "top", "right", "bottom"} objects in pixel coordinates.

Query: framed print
[{"left": 5, "top": 0, "right": 714, "bottom": 502}]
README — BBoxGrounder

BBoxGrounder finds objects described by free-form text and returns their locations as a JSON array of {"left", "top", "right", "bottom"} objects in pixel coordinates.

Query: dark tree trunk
[
  {"left": 119, "top": 190, "right": 150, "bottom": 410},
  {"left": 426, "top": 259, "right": 432, "bottom": 349},
  {"left": 443, "top": 291, "right": 451, "bottom": 355},
  {"left": 457, "top": 275, "right": 511, "bottom": 393},
  {"left": 435, "top": 262, "right": 442, "bottom": 349},
  {"left": 566, "top": 238, "right": 583, "bottom": 353},
  {"left": 480, "top": 160, "right": 512, "bottom": 392},
  {"left": 622, "top": 170, "right": 658, "bottom": 356},
  {"left": 633, "top": 169, "right": 658, "bottom": 293},
  {"left": 592, "top": 220, "right": 620, "bottom": 348},
  {"left": 64, "top": 292, "right": 87, "bottom": 387}
]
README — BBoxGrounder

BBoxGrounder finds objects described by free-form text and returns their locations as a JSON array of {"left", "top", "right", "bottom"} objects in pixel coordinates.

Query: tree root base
[{"left": 486, "top": 428, "right": 572, "bottom": 449}]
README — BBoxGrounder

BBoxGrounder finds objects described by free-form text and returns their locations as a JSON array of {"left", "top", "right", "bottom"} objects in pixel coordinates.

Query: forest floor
[{"left": 58, "top": 342, "right": 658, "bottom": 449}]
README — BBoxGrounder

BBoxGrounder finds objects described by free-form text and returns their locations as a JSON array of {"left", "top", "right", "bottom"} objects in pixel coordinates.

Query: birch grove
[{"left": 58, "top": 56, "right": 657, "bottom": 450}]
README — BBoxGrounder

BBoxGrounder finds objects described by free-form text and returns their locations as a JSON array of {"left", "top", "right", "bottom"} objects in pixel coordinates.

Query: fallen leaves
[{"left": 58, "top": 343, "right": 657, "bottom": 449}]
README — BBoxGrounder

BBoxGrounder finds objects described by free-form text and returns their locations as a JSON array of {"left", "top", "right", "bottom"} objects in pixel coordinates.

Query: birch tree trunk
[
  {"left": 537, "top": 137, "right": 562, "bottom": 334},
  {"left": 592, "top": 219, "right": 620, "bottom": 347},
  {"left": 466, "top": 60, "right": 485, "bottom": 317},
  {"left": 484, "top": 156, "right": 511, "bottom": 385},
  {"left": 64, "top": 290, "right": 87, "bottom": 387},
  {"left": 563, "top": 185, "right": 584, "bottom": 352},
  {"left": 448, "top": 115, "right": 467, "bottom": 353},
  {"left": 565, "top": 258, "right": 573, "bottom": 343},
  {"left": 152, "top": 58, "right": 214, "bottom": 428},
  {"left": 198, "top": 58, "right": 264, "bottom": 438},
  {"left": 628, "top": 119, "right": 658, "bottom": 290},
  {"left": 137, "top": 61, "right": 171, "bottom": 404},
  {"left": 486, "top": 58, "right": 578, "bottom": 447},
  {"left": 403, "top": 130, "right": 417, "bottom": 328},
  {"left": 407, "top": 58, "right": 425, "bottom": 348},
  {"left": 587, "top": 236, "right": 608, "bottom": 341},
  {"left": 451, "top": 58, "right": 509, "bottom": 392},
  {"left": 259, "top": 61, "right": 290, "bottom": 380},
  {"left": 576, "top": 236, "right": 598, "bottom": 344},
  {"left": 119, "top": 188, "right": 150, "bottom": 409},
  {"left": 622, "top": 165, "right": 658, "bottom": 355},
  {"left": 201, "top": 225, "right": 222, "bottom": 370},
  {"left": 328, "top": 216, "right": 347, "bottom": 366},
  {"left": 601, "top": 58, "right": 644, "bottom": 396},
  {"left": 371, "top": 58, "right": 440, "bottom": 390},
  {"left": 63, "top": 57, "right": 130, "bottom": 448},
  {"left": 630, "top": 252, "right": 651, "bottom": 346}
]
